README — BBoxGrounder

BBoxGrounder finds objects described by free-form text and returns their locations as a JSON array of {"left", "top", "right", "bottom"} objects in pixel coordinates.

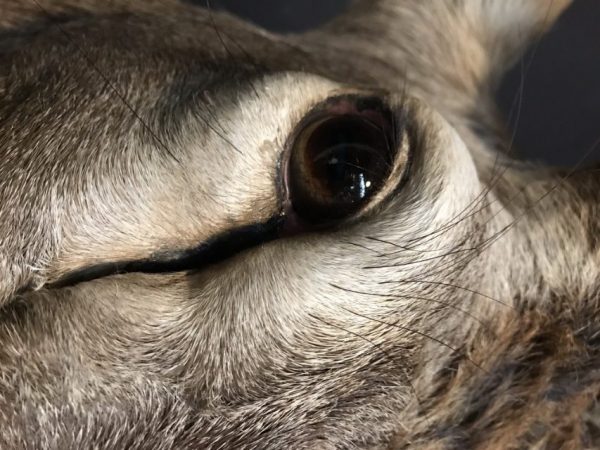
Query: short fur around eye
[{"left": 1, "top": 1, "right": 598, "bottom": 449}]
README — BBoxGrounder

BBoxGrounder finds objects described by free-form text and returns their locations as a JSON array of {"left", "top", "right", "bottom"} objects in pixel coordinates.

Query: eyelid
[{"left": 280, "top": 93, "right": 412, "bottom": 231}]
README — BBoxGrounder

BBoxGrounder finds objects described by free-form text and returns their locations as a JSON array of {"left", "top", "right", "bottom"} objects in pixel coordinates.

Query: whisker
[
  {"left": 329, "top": 284, "right": 496, "bottom": 336},
  {"left": 196, "top": 100, "right": 244, "bottom": 155},
  {"left": 397, "top": 191, "right": 496, "bottom": 253},
  {"left": 338, "top": 306, "right": 489, "bottom": 374},
  {"left": 379, "top": 279, "right": 514, "bottom": 310},
  {"left": 307, "top": 312, "right": 426, "bottom": 412},
  {"left": 402, "top": 8, "right": 556, "bottom": 251},
  {"left": 205, "top": 0, "right": 262, "bottom": 100},
  {"left": 30, "top": 0, "right": 181, "bottom": 164},
  {"left": 341, "top": 240, "right": 383, "bottom": 255},
  {"left": 366, "top": 236, "right": 474, "bottom": 256},
  {"left": 400, "top": 135, "right": 600, "bottom": 287},
  {"left": 396, "top": 41, "right": 539, "bottom": 251},
  {"left": 363, "top": 248, "right": 473, "bottom": 270}
]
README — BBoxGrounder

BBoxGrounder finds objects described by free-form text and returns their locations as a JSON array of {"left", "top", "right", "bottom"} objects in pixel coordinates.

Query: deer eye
[{"left": 284, "top": 95, "right": 406, "bottom": 227}]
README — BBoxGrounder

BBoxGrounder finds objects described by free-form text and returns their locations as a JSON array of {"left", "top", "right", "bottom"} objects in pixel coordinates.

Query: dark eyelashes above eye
[{"left": 281, "top": 93, "right": 410, "bottom": 232}]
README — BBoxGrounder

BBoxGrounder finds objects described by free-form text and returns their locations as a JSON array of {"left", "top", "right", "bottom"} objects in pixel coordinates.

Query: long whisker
[
  {"left": 338, "top": 306, "right": 489, "bottom": 374},
  {"left": 388, "top": 136, "right": 600, "bottom": 288},
  {"left": 329, "top": 284, "right": 496, "bottom": 336},
  {"left": 307, "top": 312, "right": 426, "bottom": 413},
  {"left": 395, "top": 16, "right": 551, "bottom": 251},
  {"left": 341, "top": 240, "right": 384, "bottom": 255},
  {"left": 196, "top": 100, "right": 244, "bottom": 155},
  {"left": 205, "top": 0, "right": 262, "bottom": 100},
  {"left": 367, "top": 236, "right": 476, "bottom": 256},
  {"left": 470, "top": 142, "right": 600, "bottom": 256},
  {"left": 379, "top": 279, "right": 514, "bottom": 310},
  {"left": 363, "top": 247, "right": 474, "bottom": 270},
  {"left": 30, "top": 0, "right": 181, "bottom": 164},
  {"left": 365, "top": 131, "right": 600, "bottom": 278}
]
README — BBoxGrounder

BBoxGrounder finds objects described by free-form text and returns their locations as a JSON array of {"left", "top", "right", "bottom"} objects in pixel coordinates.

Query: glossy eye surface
[{"left": 286, "top": 96, "right": 402, "bottom": 226}]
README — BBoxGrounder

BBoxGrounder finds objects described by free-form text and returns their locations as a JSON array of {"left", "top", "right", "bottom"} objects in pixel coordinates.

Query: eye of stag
[{"left": 284, "top": 95, "right": 409, "bottom": 228}]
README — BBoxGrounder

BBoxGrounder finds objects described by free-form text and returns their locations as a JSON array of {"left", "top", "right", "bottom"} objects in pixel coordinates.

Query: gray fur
[{"left": 0, "top": 0, "right": 598, "bottom": 448}]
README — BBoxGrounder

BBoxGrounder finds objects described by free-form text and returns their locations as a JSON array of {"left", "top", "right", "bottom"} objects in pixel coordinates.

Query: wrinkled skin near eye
[{"left": 285, "top": 95, "right": 409, "bottom": 227}]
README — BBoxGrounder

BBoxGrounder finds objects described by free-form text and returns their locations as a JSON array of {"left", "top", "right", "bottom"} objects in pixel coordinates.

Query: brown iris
[{"left": 286, "top": 96, "right": 399, "bottom": 226}]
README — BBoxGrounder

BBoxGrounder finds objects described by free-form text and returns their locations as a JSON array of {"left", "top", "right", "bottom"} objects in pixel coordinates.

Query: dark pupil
[{"left": 290, "top": 114, "right": 392, "bottom": 223}]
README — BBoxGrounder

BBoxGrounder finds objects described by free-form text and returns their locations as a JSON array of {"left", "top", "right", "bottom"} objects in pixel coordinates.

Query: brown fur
[{"left": 0, "top": 0, "right": 598, "bottom": 448}]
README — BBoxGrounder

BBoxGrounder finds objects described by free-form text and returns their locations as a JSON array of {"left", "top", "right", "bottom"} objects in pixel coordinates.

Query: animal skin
[{"left": 0, "top": 0, "right": 598, "bottom": 448}]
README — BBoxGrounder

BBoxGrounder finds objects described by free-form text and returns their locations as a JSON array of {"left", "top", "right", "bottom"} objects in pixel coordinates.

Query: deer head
[{"left": 0, "top": 0, "right": 598, "bottom": 448}]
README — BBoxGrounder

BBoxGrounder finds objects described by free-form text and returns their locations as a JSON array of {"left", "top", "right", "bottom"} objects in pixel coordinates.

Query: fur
[{"left": 0, "top": 0, "right": 598, "bottom": 448}]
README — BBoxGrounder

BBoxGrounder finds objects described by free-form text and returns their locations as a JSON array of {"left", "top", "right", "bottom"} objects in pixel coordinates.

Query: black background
[{"left": 195, "top": 0, "right": 600, "bottom": 166}]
